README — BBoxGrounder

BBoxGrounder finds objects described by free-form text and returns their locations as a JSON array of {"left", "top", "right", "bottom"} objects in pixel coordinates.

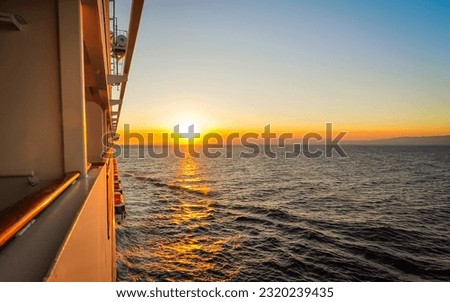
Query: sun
[
  {"left": 168, "top": 111, "right": 208, "bottom": 135},
  {"left": 176, "top": 122, "right": 202, "bottom": 135}
]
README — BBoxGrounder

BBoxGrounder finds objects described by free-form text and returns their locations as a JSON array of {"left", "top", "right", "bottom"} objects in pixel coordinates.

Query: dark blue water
[{"left": 116, "top": 145, "right": 450, "bottom": 281}]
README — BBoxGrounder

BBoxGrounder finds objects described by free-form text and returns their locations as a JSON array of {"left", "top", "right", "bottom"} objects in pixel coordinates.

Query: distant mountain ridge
[{"left": 345, "top": 135, "right": 450, "bottom": 145}]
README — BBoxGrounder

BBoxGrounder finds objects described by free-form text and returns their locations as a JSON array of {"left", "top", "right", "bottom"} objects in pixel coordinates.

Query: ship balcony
[{"left": 0, "top": 161, "right": 116, "bottom": 281}]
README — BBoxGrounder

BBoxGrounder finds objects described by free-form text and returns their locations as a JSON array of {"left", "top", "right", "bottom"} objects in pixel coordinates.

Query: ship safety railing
[{"left": 0, "top": 172, "right": 80, "bottom": 248}]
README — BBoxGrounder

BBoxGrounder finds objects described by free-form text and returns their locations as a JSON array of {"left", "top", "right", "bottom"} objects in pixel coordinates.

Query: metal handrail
[{"left": 0, "top": 172, "right": 80, "bottom": 248}]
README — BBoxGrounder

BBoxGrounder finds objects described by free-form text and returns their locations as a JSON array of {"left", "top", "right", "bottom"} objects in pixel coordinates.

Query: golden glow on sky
[{"left": 116, "top": 122, "right": 449, "bottom": 145}]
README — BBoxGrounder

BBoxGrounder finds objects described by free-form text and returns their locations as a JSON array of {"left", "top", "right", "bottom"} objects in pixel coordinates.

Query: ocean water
[{"left": 116, "top": 145, "right": 450, "bottom": 281}]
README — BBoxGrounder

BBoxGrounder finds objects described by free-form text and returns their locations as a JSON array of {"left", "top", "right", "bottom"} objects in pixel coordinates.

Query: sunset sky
[{"left": 116, "top": 0, "right": 450, "bottom": 140}]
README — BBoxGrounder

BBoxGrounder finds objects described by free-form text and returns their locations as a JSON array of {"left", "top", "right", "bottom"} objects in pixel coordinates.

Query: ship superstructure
[{"left": 0, "top": 0, "right": 143, "bottom": 281}]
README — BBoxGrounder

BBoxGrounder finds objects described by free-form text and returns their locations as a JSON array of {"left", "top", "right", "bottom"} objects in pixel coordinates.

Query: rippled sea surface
[{"left": 116, "top": 145, "right": 450, "bottom": 281}]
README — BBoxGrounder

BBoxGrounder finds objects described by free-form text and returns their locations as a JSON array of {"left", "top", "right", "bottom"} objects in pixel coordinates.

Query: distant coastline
[
  {"left": 343, "top": 135, "right": 450, "bottom": 145},
  {"left": 117, "top": 135, "right": 450, "bottom": 147}
]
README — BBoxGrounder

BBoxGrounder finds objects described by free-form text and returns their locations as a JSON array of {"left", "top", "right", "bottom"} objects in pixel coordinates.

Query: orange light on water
[{"left": 148, "top": 156, "right": 234, "bottom": 280}]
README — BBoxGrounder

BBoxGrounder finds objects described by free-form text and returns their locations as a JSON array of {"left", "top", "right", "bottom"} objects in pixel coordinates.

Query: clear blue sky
[{"left": 117, "top": 0, "right": 450, "bottom": 139}]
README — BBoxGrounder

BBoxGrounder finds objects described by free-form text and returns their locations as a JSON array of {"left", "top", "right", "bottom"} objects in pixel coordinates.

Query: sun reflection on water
[
  {"left": 171, "top": 156, "right": 212, "bottom": 195},
  {"left": 142, "top": 155, "right": 234, "bottom": 281}
]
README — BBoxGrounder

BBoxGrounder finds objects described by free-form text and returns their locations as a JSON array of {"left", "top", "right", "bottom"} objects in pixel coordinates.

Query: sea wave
[{"left": 116, "top": 146, "right": 450, "bottom": 281}]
